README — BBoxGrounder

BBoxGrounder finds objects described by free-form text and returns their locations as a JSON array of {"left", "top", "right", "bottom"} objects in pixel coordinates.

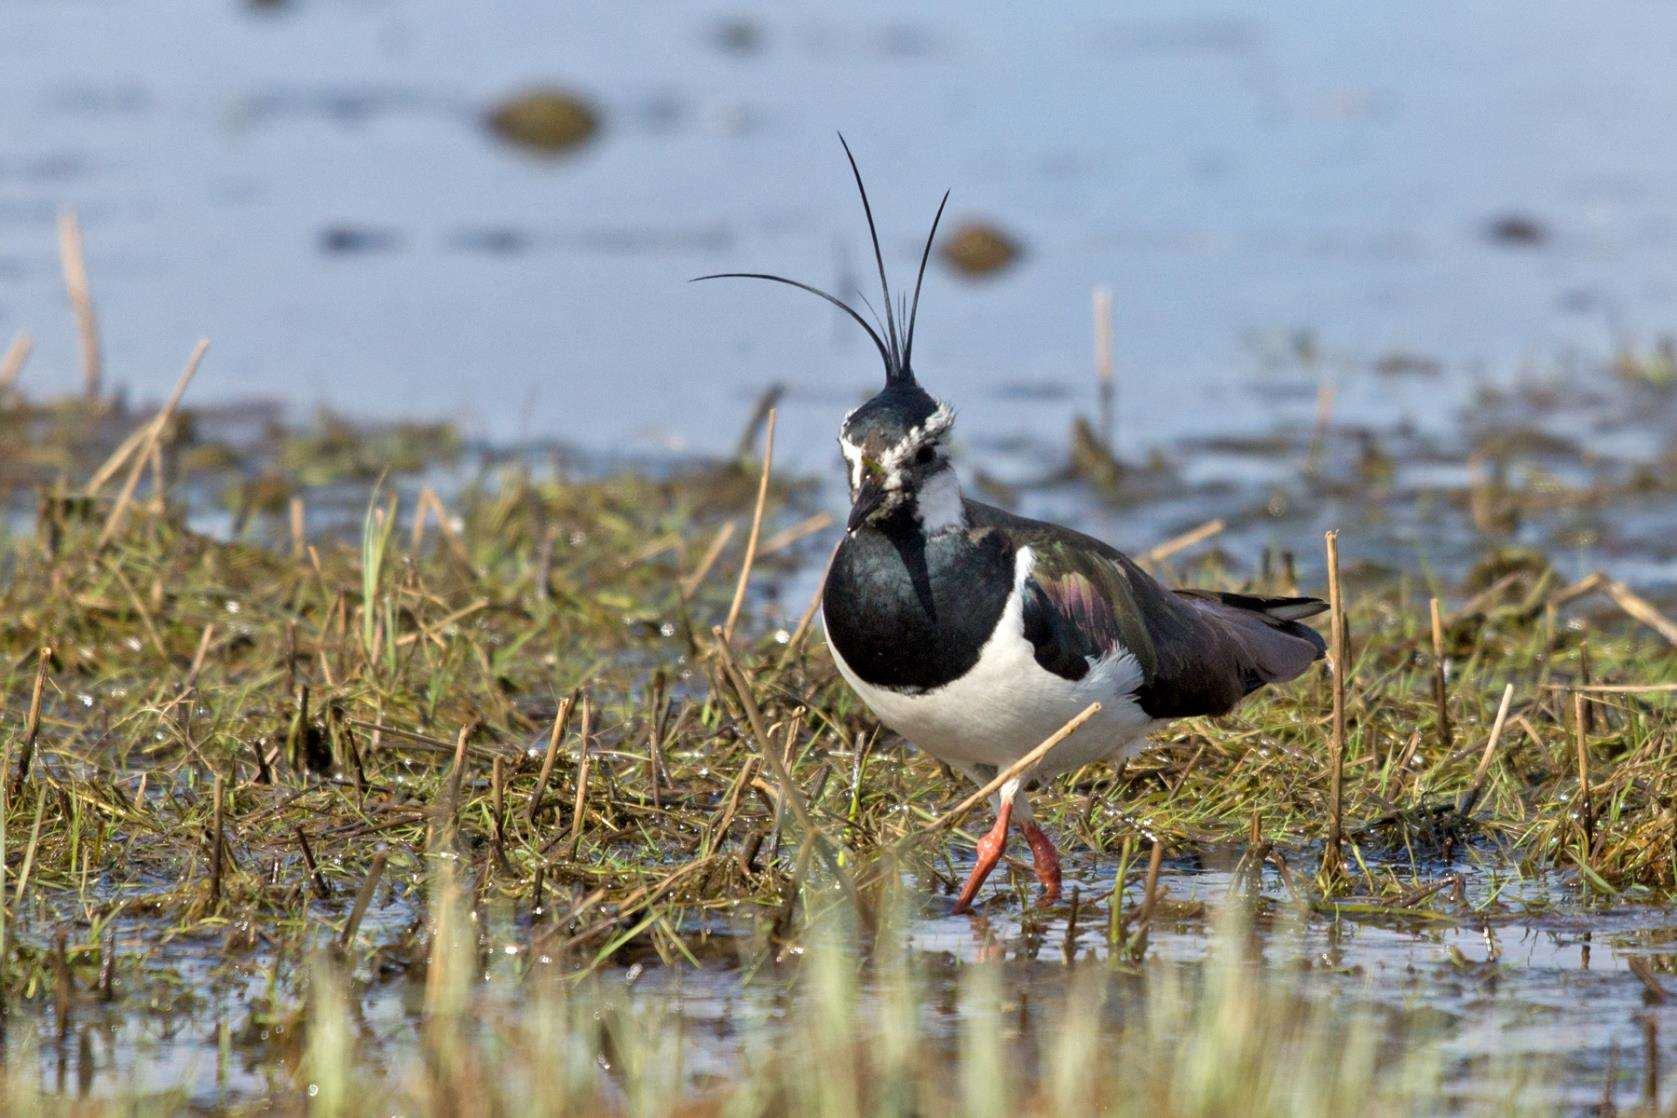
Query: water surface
[{"left": 4, "top": 1, "right": 1676, "bottom": 468}]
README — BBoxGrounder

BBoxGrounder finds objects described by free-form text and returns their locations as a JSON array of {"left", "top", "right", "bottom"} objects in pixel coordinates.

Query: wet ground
[
  {"left": 0, "top": 253, "right": 1671, "bottom": 1113},
  {"left": 1, "top": 298, "right": 1674, "bottom": 1116}
]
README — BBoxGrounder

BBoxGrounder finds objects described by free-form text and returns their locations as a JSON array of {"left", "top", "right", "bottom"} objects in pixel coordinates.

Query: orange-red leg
[
  {"left": 951, "top": 801, "right": 1013, "bottom": 915},
  {"left": 1021, "top": 821, "right": 1062, "bottom": 906}
]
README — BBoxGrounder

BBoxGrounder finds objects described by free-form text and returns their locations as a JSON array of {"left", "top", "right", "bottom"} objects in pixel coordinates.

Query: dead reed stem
[
  {"left": 85, "top": 424, "right": 152, "bottom": 497},
  {"left": 704, "top": 755, "right": 760, "bottom": 857},
  {"left": 1139, "top": 518, "right": 1225, "bottom": 567},
  {"left": 1429, "top": 596, "right": 1452, "bottom": 751},
  {"left": 757, "top": 512, "right": 833, "bottom": 558},
  {"left": 778, "top": 581, "right": 826, "bottom": 664},
  {"left": 415, "top": 488, "right": 473, "bottom": 572},
  {"left": 99, "top": 339, "right": 209, "bottom": 547},
  {"left": 295, "top": 827, "right": 329, "bottom": 898},
  {"left": 1092, "top": 286, "right": 1114, "bottom": 447},
  {"left": 525, "top": 692, "right": 575, "bottom": 824},
  {"left": 491, "top": 756, "right": 507, "bottom": 866},
  {"left": 1577, "top": 641, "right": 1596, "bottom": 735},
  {"left": 10, "top": 647, "right": 51, "bottom": 801},
  {"left": 1605, "top": 578, "right": 1677, "bottom": 647},
  {"left": 1136, "top": 838, "right": 1165, "bottom": 929},
  {"left": 339, "top": 852, "right": 387, "bottom": 949},
  {"left": 1124, "top": 838, "right": 1167, "bottom": 958},
  {"left": 910, "top": 701, "right": 1102, "bottom": 840},
  {"left": 723, "top": 408, "right": 775, "bottom": 643},
  {"left": 445, "top": 723, "right": 471, "bottom": 820},
  {"left": 57, "top": 208, "right": 102, "bottom": 399},
  {"left": 680, "top": 521, "right": 736, "bottom": 599},
  {"left": 0, "top": 332, "right": 32, "bottom": 393},
  {"left": 1553, "top": 682, "right": 1677, "bottom": 695},
  {"left": 1550, "top": 571, "right": 1608, "bottom": 610},
  {"left": 646, "top": 687, "right": 665, "bottom": 811},
  {"left": 185, "top": 623, "right": 215, "bottom": 689},
  {"left": 712, "top": 633, "right": 860, "bottom": 912},
  {"left": 1455, "top": 683, "right": 1514, "bottom": 815},
  {"left": 733, "top": 383, "right": 783, "bottom": 462},
  {"left": 1322, "top": 530, "right": 1347, "bottom": 881},
  {"left": 289, "top": 496, "right": 307, "bottom": 559},
  {"left": 1304, "top": 380, "right": 1335, "bottom": 476},
  {"left": 210, "top": 774, "right": 225, "bottom": 906},
  {"left": 566, "top": 695, "right": 593, "bottom": 855},
  {"left": 777, "top": 540, "right": 840, "bottom": 669},
  {"left": 1574, "top": 692, "right": 1593, "bottom": 856}
]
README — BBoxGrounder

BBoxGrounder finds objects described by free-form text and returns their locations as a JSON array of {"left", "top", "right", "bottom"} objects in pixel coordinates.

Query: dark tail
[
  {"left": 1177, "top": 590, "right": 1329, "bottom": 692},
  {"left": 1211, "top": 592, "right": 1328, "bottom": 654}
]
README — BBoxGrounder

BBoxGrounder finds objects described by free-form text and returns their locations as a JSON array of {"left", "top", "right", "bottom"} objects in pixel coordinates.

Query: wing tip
[{"left": 1263, "top": 597, "right": 1329, "bottom": 622}]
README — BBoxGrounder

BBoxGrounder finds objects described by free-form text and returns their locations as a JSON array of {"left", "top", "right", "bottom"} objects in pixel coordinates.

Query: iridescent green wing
[
  {"left": 968, "top": 498, "right": 1325, "bottom": 718},
  {"left": 1017, "top": 538, "right": 1158, "bottom": 682}
]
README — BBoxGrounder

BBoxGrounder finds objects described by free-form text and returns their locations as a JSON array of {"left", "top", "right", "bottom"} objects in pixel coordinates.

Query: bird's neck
[
  {"left": 914, "top": 467, "right": 966, "bottom": 534},
  {"left": 852, "top": 470, "right": 966, "bottom": 545}
]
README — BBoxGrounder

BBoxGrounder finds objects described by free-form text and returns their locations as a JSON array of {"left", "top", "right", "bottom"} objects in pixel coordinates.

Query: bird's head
[
  {"left": 839, "top": 381, "right": 957, "bottom": 532},
  {"left": 694, "top": 135, "right": 958, "bottom": 534}
]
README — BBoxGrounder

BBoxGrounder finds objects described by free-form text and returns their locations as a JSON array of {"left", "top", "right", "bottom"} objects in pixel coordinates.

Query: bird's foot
[
  {"left": 951, "top": 802, "right": 1013, "bottom": 915},
  {"left": 1022, "top": 821, "right": 1062, "bottom": 907}
]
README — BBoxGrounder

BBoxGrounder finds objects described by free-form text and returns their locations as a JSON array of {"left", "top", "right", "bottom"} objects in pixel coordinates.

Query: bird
[{"left": 698, "top": 139, "right": 1328, "bottom": 915}]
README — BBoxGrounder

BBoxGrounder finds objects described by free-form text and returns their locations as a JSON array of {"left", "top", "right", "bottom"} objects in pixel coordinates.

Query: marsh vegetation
[{"left": 0, "top": 319, "right": 1674, "bottom": 1114}]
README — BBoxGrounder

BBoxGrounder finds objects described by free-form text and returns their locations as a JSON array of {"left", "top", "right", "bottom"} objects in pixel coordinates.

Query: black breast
[{"left": 822, "top": 523, "right": 1016, "bottom": 692}]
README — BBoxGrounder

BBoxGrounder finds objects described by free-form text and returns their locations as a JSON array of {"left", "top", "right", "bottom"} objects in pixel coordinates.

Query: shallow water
[
  {"left": 4, "top": 1, "right": 1677, "bottom": 467},
  {"left": 620, "top": 853, "right": 1677, "bottom": 1112},
  {"left": 31, "top": 852, "right": 1677, "bottom": 1112}
]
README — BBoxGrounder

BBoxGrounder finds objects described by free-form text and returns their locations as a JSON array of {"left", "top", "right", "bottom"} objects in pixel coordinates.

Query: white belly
[{"left": 823, "top": 547, "right": 1157, "bottom": 777}]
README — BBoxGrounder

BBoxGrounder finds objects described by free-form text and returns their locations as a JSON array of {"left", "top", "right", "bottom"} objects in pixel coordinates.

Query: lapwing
[{"left": 699, "top": 140, "right": 1328, "bottom": 914}]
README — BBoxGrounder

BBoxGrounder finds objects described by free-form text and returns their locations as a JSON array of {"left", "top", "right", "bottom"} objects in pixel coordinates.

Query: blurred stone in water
[
  {"left": 319, "top": 226, "right": 402, "bottom": 254},
  {"left": 1484, "top": 212, "right": 1550, "bottom": 247},
  {"left": 450, "top": 227, "right": 531, "bottom": 256},
  {"left": 712, "top": 17, "right": 765, "bottom": 56},
  {"left": 487, "top": 88, "right": 600, "bottom": 155},
  {"left": 940, "top": 221, "right": 1021, "bottom": 277}
]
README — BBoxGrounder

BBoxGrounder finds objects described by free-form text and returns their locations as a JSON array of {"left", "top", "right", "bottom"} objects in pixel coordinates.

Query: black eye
[{"left": 915, "top": 446, "right": 936, "bottom": 465}]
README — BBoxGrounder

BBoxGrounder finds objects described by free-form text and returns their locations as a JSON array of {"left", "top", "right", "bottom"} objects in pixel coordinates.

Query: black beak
[{"left": 847, "top": 480, "right": 887, "bottom": 532}]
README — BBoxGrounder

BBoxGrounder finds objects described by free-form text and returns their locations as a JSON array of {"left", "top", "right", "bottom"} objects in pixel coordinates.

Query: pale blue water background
[{"left": 3, "top": 1, "right": 1675, "bottom": 468}]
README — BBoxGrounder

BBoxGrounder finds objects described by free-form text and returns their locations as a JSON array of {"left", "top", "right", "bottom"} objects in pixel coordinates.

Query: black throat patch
[{"left": 822, "top": 519, "right": 1014, "bottom": 692}]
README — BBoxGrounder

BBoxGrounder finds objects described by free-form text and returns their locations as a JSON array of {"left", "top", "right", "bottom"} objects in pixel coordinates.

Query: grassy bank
[{"left": 0, "top": 384, "right": 1671, "bottom": 1112}]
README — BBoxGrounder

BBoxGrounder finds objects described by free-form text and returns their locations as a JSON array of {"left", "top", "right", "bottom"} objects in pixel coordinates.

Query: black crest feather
[{"left": 691, "top": 135, "right": 947, "bottom": 388}]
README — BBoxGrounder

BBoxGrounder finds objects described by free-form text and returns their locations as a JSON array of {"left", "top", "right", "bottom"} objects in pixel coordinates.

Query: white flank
[{"left": 824, "top": 546, "right": 1157, "bottom": 779}]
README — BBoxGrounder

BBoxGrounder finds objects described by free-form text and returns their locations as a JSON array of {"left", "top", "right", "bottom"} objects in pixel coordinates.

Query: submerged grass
[
  {"left": 193, "top": 874, "right": 1527, "bottom": 1117},
  {"left": 0, "top": 371, "right": 1670, "bottom": 1111}
]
